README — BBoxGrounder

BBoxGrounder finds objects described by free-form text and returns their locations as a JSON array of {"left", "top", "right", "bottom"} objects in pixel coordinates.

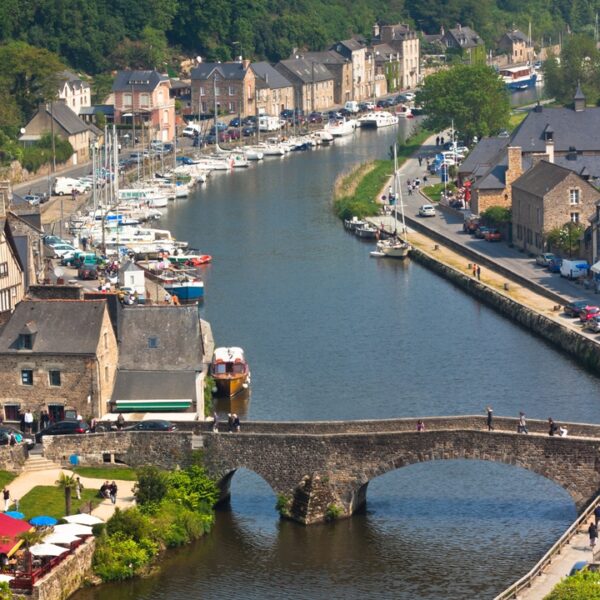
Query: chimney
[
  {"left": 506, "top": 146, "right": 523, "bottom": 186},
  {"left": 242, "top": 59, "right": 251, "bottom": 70},
  {"left": 574, "top": 82, "right": 586, "bottom": 112},
  {"left": 0, "top": 181, "right": 9, "bottom": 218},
  {"left": 372, "top": 23, "right": 380, "bottom": 39},
  {"left": 545, "top": 138, "right": 554, "bottom": 163}
]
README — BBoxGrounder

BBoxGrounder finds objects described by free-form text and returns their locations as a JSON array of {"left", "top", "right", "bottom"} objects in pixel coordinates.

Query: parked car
[
  {"left": 463, "top": 217, "right": 480, "bottom": 234},
  {"left": 50, "top": 243, "right": 77, "bottom": 258},
  {"left": 242, "top": 116, "right": 257, "bottom": 126},
  {"left": 23, "top": 194, "right": 42, "bottom": 206},
  {"left": 584, "top": 315, "right": 600, "bottom": 333},
  {"left": 124, "top": 420, "right": 177, "bottom": 432},
  {"left": 418, "top": 204, "right": 436, "bottom": 217},
  {"left": 227, "top": 128, "right": 241, "bottom": 140},
  {"left": 484, "top": 229, "right": 502, "bottom": 242},
  {"left": 308, "top": 112, "right": 323, "bottom": 123},
  {"left": 242, "top": 126, "right": 257, "bottom": 137},
  {"left": 400, "top": 92, "right": 416, "bottom": 101},
  {"left": 547, "top": 257, "right": 563, "bottom": 273},
  {"left": 35, "top": 419, "right": 90, "bottom": 442},
  {"left": 564, "top": 300, "right": 590, "bottom": 317},
  {"left": 376, "top": 99, "right": 392, "bottom": 108},
  {"left": 43, "top": 235, "right": 67, "bottom": 247},
  {"left": 579, "top": 306, "right": 600, "bottom": 323},
  {"left": 536, "top": 253, "right": 556, "bottom": 267},
  {"left": 363, "top": 101, "right": 376, "bottom": 110},
  {"left": 0, "top": 427, "right": 35, "bottom": 449},
  {"left": 229, "top": 117, "right": 242, "bottom": 128},
  {"left": 280, "top": 109, "right": 294, "bottom": 120},
  {"left": 474, "top": 226, "right": 491, "bottom": 239},
  {"left": 78, "top": 264, "right": 98, "bottom": 280}
]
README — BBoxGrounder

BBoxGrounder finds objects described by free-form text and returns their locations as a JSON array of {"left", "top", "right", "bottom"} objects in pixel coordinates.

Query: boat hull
[
  {"left": 213, "top": 374, "right": 248, "bottom": 397},
  {"left": 162, "top": 281, "right": 205, "bottom": 301}
]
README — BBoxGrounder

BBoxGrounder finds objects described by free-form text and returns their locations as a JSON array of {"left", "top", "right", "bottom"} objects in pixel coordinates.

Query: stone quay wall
[
  {"left": 409, "top": 245, "right": 600, "bottom": 375},
  {"left": 0, "top": 444, "right": 28, "bottom": 472},
  {"left": 43, "top": 431, "right": 194, "bottom": 470}
]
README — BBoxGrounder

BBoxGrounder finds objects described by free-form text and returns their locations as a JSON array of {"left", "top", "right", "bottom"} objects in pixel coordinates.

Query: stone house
[
  {"left": 301, "top": 52, "right": 352, "bottom": 105},
  {"left": 112, "top": 70, "right": 175, "bottom": 142},
  {"left": 441, "top": 24, "right": 485, "bottom": 62},
  {"left": 251, "top": 62, "right": 295, "bottom": 115},
  {"left": 371, "top": 44, "right": 402, "bottom": 95},
  {"left": 0, "top": 299, "right": 118, "bottom": 424},
  {"left": 372, "top": 23, "right": 421, "bottom": 89},
  {"left": 497, "top": 30, "right": 534, "bottom": 65},
  {"left": 18, "top": 101, "right": 99, "bottom": 166},
  {"left": 330, "top": 39, "right": 369, "bottom": 100},
  {"left": 57, "top": 70, "right": 91, "bottom": 115},
  {"left": 511, "top": 160, "right": 600, "bottom": 255},
  {"left": 190, "top": 61, "right": 256, "bottom": 118},
  {"left": 112, "top": 305, "right": 208, "bottom": 415},
  {"left": 275, "top": 59, "right": 335, "bottom": 112},
  {"left": 0, "top": 190, "right": 24, "bottom": 324}
]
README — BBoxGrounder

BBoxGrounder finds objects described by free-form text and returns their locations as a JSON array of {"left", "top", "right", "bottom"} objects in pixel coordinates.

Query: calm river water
[{"left": 75, "top": 120, "right": 600, "bottom": 600}]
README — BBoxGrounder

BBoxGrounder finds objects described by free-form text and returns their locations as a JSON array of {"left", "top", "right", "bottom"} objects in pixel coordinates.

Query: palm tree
[
  {"left": 16, "top": 529, "right": 44, "bottom": 575},
  {"left": 55, "top": 472, "right": 77, "bottom": 516}
]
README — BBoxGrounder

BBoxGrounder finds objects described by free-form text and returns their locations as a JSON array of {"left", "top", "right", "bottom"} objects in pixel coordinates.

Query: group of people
[
  {"left": 406, "top": 177, "right": 423, "bottom": 196},
  {"left": 211, "top": 412, "right": 241, "bottom": 433},
  {"left": 486, "top": 407, "right": 568, "bottom": 437},
  {"left": 99, "top": 481, "right": 118, "bottom": 504}
]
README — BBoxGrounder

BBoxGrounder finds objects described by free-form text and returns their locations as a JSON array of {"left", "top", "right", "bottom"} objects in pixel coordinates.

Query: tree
[
  {"left": 546, "top": 221, "right": 585, "bottom": 257},
  {"left": 416, "top": 64, "right": 510, "bottom": 144},
  {"left": 481, "top": 206, "right": 511, "bottom": 225},
  {"left": 133, "top": 466, "right": 167, "bottom": 507},
  {"left": 55, "top": 471, "right": 77, "bottom": 516}
]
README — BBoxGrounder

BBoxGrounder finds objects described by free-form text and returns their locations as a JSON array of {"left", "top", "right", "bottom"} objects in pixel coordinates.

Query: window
[
  {"left": 0, "top": 290, "right": 9, "bottom": 311},
  {"left": 158, "top": 89, "right": 164, "bottom": 103},
  {"left": 104, "top": 332, "right": 108, "bottom": 350},
  {"left": 215, "top": 87, "right": 221, "bottom": 96},
  {"left": 163, "top": 109, "right": 169, "bottom": 124},
  {"left": 148, "top": 336, "right": 158, "bottom": 349},
  {"left": 18, "top": 334, "right": 32, "bottom": 350},
  {"left": 570, "top": 189, "right": 580, "bottom": 205},
  {"left": 571, "top": 212, "right": 580, "bottom": 224},
  {"left": 21, "top": 369, "right": 33, "bottom": 386},
  {"left": 229, "top": 86, "right": 235, "bottom": 96},
  {"left": 228, "top": 102, "right": 235, "bottom": 112},
  {"left": 49, "top": 370, "right": 61, "bottom": 387},
  {"left": 4, "top": 405, "right": 20, "bottom": 422},
  {"left": 105, "top": 366, "right": 109, "bottom": 383},
  {"left": 199, "top": 87, "right": 205, "bottom": 96},
  {"left": 140, "top": 93, "right": 150, "bottom": 107},
  {"left": 123, "top": 93, "right": 133, "bottom": 108},
  {"left": 0, "top": 262, "right": 8, "bottom": 278}
]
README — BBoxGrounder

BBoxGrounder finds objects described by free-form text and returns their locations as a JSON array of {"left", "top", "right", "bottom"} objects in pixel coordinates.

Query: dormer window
[{"left": 19, "top": 334, "right": 32, "bottom": 350}]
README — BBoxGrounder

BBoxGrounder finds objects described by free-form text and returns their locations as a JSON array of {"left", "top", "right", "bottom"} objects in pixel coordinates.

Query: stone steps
[{"left": 22, "top": 455, "right": 61, "bottom": 472}]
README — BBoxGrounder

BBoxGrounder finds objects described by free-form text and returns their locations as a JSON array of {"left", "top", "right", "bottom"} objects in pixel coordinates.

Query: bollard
[
  {"left": 434, "top": 244, "right": 439, "bottom": 251},
  {"left": 504, "top": 283, "right": 510, "bottom": 291}
]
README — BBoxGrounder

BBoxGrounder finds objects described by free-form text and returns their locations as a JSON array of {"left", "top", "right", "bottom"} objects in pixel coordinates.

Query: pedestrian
[
  {"left": 212, "top": 410, "right": 219, "bottom": 433},
  {"left": 227, "top": 413, "right": 234, "bottom": 433},
  {"left": 75, "top": 477, "right": 82, "bottom": 500},
  {"left": 548, "top": 418, "right": 559, "bottom": 436},
  {"left": 40, "top": 410, "right": 50, "bottom": 430},
  {"left": 2, "top": 488, "right": 9, "bottom": 512},
  {"left": 472, "top": 263, "right": 477, "bottom": 277},
  {"left": 13, "top": 498, "right": 18, "bottom": 512},
  {"left": 486, "top": 406, "right": 494, "bottom": 431},
  {"left": 81, "top": 237, "right": 87, "bottom": 251},
  {"left": 23, "top": 410, "right": 33, "bottom": 434},
  {"left": 559, "top": 426, "right": 568, "bottom": 437},
  {"left": 233, "top": 413, "right": 240, "bottom": 432},
  {"left": 416, "top": 419, "right": 425, "bottom": 432},
  {"left": 407, "top": 184, "right": 413, "bottom": 196},
  {"left": 418, "top": 156, "right": 423, "bottom": 166},
  {"left": 476, "top": 265, "right": 481, "bottom": 280},
  {"left": 440, "top": 136, "right": 445, "bottom": 145},
  {"left": 109, "top": 481, "right": 117, "bottom": 504},
  {"left": 436, "top": 136, "right": 440, "bottom": 146},
  {"left": 594, "top": 504, "right": 600, "bottom": 526},
  {"left": 590, "top": 522, "right": 598, "bottom": 551},
  {"left": 116, "top": 413, "right": 125, "bottom": 430},
  {"left": 518, "top": 412, "right": 528, "bottom": 434}
]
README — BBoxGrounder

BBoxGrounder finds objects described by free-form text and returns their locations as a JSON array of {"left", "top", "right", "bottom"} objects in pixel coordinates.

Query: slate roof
[
  {"left": 45, "top": 102, "right": 89, "bottom": 135},
  {"left": 459, "top": 137, "right": 510, "bottom": 178},
  {"left": 59, "top": 70, "right": 89, "bottom": 88},
  {"left": 503, "top": 30, "right": 529, "bottom": 44},
  {"left": 112, "top": 370, "right": 198, "bottom": 401},
  {"left": 510, "top": 105, "right": 600, "bottom": 153},
  {"left": 275, "top": 59, "right": 334, "bottom": 83},
  {"left": 444, "top": 26, "right": 483, "bottom": 48},
  {"left": 251, "top": 62, "right": 293, "bottom": 89},
  {"left": 79, "top": 105, "right": 114, "bottom": 117},
  {"left": 112, "top": 70, "right": 168, "bottom": 92},
  {"left": 373, "top": 43, "right": 399, "bottom": 62},
  {"left": 0, "top": 300, "right": 107, "bottom": 354},
  {"left": 301, "top": 51, "right": 347, "bottom": 65},
  {"left": 117, "top": 305, "right": 204, "bottom": 371},
  {"left": 190, "top": 62, "right": 249, "bottom": 81},
  {"left": 512, "top": 160, "right": 577, "bottom": 196},
  {"left": 336, "top": 39, "right": 365, "bottom": 52}
]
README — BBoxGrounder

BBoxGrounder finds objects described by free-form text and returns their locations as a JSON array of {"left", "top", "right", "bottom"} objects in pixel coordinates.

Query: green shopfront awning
[{"left": 115, "top": 400, "right": 192, "bottom": 411}]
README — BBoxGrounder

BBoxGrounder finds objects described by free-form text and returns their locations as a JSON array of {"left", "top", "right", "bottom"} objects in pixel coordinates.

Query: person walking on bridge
[
  {"left": 486, "top": 406, "right": 494, "bottom": 431},
  {"left": 517, "top": 412, "right": 528, "bottom": 434},
  {"left": 589, "top": 522, "right": 598, "bottom": 553}
]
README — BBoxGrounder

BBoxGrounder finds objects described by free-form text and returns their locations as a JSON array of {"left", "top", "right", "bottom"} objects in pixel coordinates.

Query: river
[{"left": 74, "top": 121, "right": 600, "bottom": 600}]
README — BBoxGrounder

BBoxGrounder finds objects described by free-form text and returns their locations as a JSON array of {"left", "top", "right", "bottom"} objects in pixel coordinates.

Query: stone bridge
[{"left": 43, "top": 415, "right": 600, "bottom": 524}]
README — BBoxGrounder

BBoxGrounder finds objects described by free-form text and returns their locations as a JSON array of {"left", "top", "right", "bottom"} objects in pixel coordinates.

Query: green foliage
[
  {"left": 0, "top": 581, "right": 12, "bottom": 600},
  {"left": 417, "top": 64, "right": 510, "bottom": 144},
  {"left": 544, "top": 569, "right": 600, "bottom": 599},
  {"left": 275, "top": 494, "right": 291, "bottom": 517},
  {"left": 204, "top": 376, "right": 214, "bottom": 417},
  {"left": 55, "top": 471, "right": 77, "bottom": 517},
  {"left": 93, "top": 532, "right": 158, "bottom": 582},
  {"left": 544, "top": 35, "right": 600, "bottom": 106},
  {"left": 73, "top": 466, "right": 137, "bottom": 481},
  {"left": 423, "top": 182, "right": 457, "bottom": 203},
  {"left": 105, "top": 507, "right": 153, "bottom": 542},
  {"left": 481, "top": 206, "right": 511, "bottom": 225},
  {"left": 325, "top": 503, "right": 342, "bottom": 521},
  {"left": 21, "top": 134, "right": 73, "bottom": 172},
  {"left": 165, "top": 465, "right": 219, "bottom": 512},
  {"left": 546, "top": 221, "right": 585, "bottom": 257},
  {"left": 134, "top": 466, "right": 168, "bottom": 506}
]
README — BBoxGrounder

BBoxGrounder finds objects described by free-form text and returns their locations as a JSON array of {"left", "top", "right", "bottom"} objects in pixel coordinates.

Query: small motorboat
[{"left": 211, "top": 347, "right": 251, "bottom": 397}]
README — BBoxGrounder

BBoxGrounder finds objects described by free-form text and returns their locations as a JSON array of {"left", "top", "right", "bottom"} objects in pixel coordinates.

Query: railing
[{"left": 494, "top": 495, "right": 600, "bottom": 599}]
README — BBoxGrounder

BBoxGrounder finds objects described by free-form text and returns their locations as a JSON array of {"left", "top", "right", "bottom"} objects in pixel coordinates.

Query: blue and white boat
[
  {"left": 161, "top": 273, "right": 205, "bottom": 302},
  {"left": 499, "top": 65, "right": 537, "bottom": 90}
]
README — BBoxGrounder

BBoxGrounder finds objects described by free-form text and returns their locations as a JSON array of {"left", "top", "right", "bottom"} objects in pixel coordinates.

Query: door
[{"left": 48, "top": 404, "right": 65, "bottom": 423}]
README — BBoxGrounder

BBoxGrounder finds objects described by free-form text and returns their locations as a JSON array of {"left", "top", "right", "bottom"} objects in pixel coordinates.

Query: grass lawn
[
  {"left": 73, "top": 466, "right": 137, "bottom": 481},
  {"left": 509, "top": 112, "right": 527, "bottom": 131},
  {"left": 19, "top": 486, "right": 101, "bottom": 520},
  {"left": 0, "top": 471, "right": 16, "bottom": 489},
  {"left": 422, "top": 182, "right": 458, "bottom": 202}
]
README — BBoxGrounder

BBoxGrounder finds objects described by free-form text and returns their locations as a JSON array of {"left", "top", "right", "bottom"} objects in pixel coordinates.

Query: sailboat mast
[
  {"left": 214, "top": 74, "right": 222, "bottom": 152},
  {"left": 393, "top": 144, "right": 398, "bottom": 235},
  {"left": 394, "top": 145, "right": 407, "bottom": 237}
]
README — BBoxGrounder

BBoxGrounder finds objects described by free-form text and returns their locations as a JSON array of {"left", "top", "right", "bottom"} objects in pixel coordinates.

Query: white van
[
  {"left": 560, "top": 259, "right": 589, "bottom": 279},
  {"left": 182, "top": 124, "right": 202, "bottom": 138},
  {"left": 52, "top": 177, "right": 88, "bottom": 196},
  {"left": 259, "top": 115, "right": 281, "bottom": 132},
  {"left": 344, "top": 101, "right": 359, "bottom": 113}
]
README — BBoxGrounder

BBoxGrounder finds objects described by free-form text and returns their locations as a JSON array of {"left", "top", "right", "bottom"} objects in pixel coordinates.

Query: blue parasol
[
  {"left": 4, "top": 511, "right": 24, "bottom": 520},
  {"left": 30, "top": 516, "right": 58, "bottom": 527}
]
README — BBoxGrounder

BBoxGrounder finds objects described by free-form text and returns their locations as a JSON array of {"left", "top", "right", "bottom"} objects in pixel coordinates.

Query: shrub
[
  {"left": 275, "top": 494, "right": 290, "bottom": 517},
  {"left": 165, "top": 465, "right": 219, "bottom": 512},
  {"left": 481, "top": 206, "right": 511, "bottom": 225},
  {"left": 134, "top": 466, "right": 168, "bottom": 506},
  {"left": 106, "top": 507, "right": 153, "bottom": 542},
  {"left": 325, "top": 503, "right": 343, "bottom": 521},
  {"left": 93, "top": 532, "right": 157, "bottom": 582}
]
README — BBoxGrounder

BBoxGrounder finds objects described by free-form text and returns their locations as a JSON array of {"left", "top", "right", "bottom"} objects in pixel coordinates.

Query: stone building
[
  {"left": 0, "top": 187, "right": 24, "bottom": 324},
  {"left": 251, "top": 62, "right": 295, "bottom": 115},
  {"left": 275, "top": 59, "right": 335, "bottom": 112},
  {"left": 0, "top": 299, "right": 118, "bottom": 424},
  {"left": 330, "top": 39, "right": 369, "bottom": 100},
  {"left": 190, "top": 61, "right": 256, "bottom": 118},
  {"left": 441, "top": 24, "right": 485, "bottom": 62},
  {"left": 497, "top": 30, "right": 534, "bottom": 65},
  {"left": 112, "top": 305, "right": 208, "bottom": 415},
  {"left": 372, "top": 23, "right": 420, "bottom": 89},
  {"left": 301, "top": 52, "right": 352, "bottom": 105},
  {"left": 112, "top": 70, "right": 175, "bottom": 142},
  {"left": 511, "top": 160, "right": 600, "bottom": 255},
  {"left": 57, "top": 70, "right": 91, "bottom": 115}
]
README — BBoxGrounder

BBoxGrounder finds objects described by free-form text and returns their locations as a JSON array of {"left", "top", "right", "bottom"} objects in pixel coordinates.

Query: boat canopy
[
  {"left": 213, "top": 347, "right": 245, "bottom": 363},
  {"left": 114, "top": 399, "right": 192, "bottom": 411}
]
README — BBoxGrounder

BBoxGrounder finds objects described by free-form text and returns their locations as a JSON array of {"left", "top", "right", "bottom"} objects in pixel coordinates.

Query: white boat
[
  {"left": 499, "top": 65, "right": 537, "bottom": 90},
  {"left": 358, "top": 111, "right": 399, "bottom": 128},
  {"left": 375, "top": 146, "right": 410, "bottom": 258},
  {"left": 395, "top": 105, "right": 413, "bottom": 118},
  {"left": 325, "top": 118, "right": 358, "bottom": 137},
  {"left": 312, "top": 130, "right": 334, "bottom": 144},
  {"left": 118, "top": 188, "right": 169, "bottom": 208},
  {"left": 243, "top": 148, "right": 264, "bottom": 161},
  {"left": 257, "top": 144, "right": 285, "bottom": 156}
]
